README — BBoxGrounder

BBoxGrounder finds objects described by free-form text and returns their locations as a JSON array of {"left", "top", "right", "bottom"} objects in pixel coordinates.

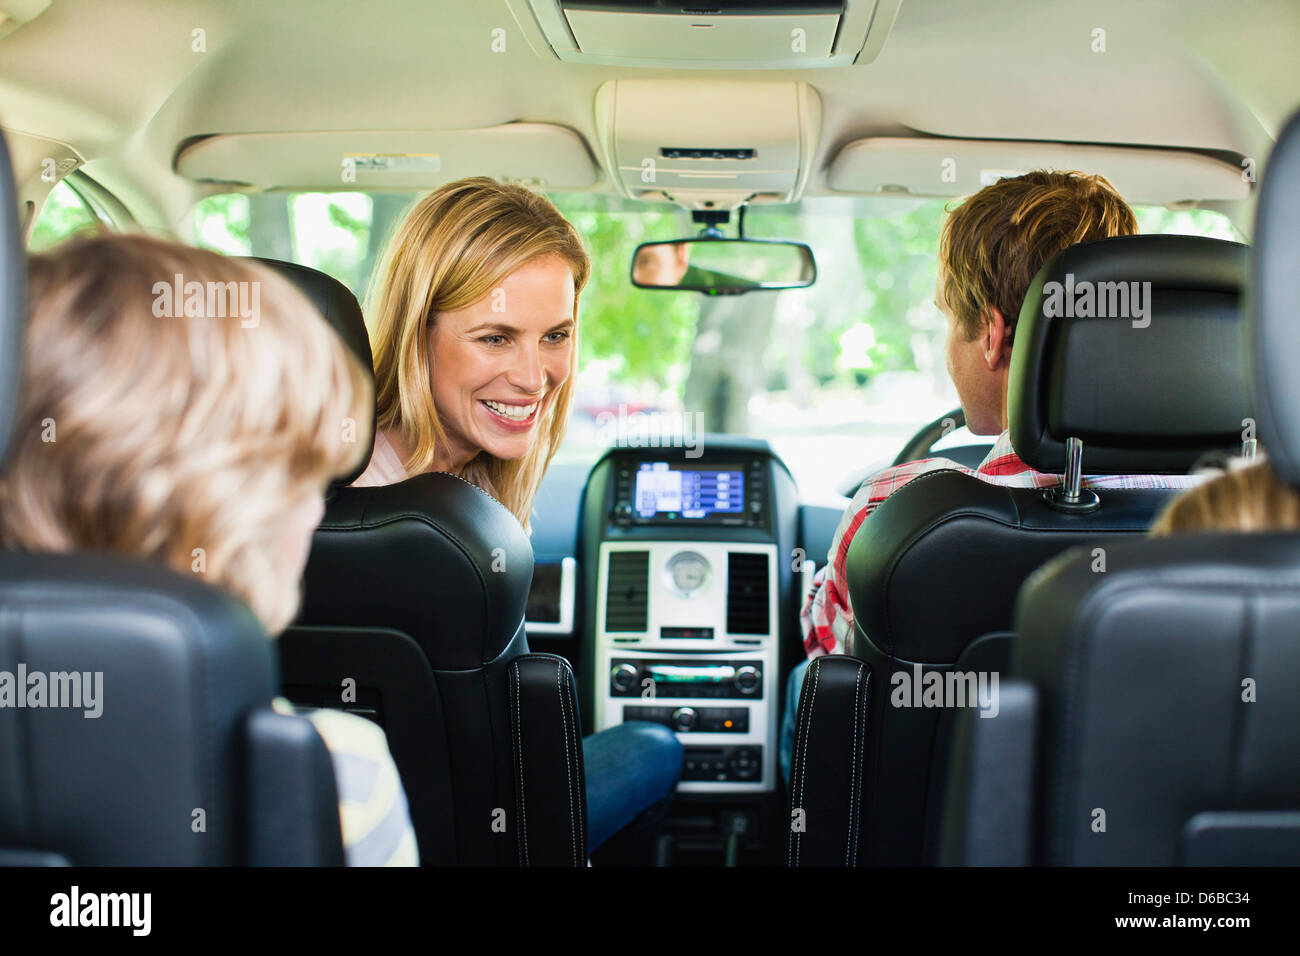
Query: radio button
[
  {"left": 728, "top": 746, "right": 761, "bottom": 780},
  {"left": 671, "top": 707, "right": 698, "bottom": 732},
  {"left": 611, "top": 663, "right": 639, "bottom": 693},
  {"left": 734, "top": 666, "right": 761, "bottom": 694}
]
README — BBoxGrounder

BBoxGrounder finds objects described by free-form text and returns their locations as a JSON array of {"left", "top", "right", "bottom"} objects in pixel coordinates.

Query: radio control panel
[
  {"left": 682, "top": 745, "right": 761, "bottom": 783},
  {"left": 593, "top": 540, "right": 778, "bottom": 793},
  {"left": 609, "top": 659, "right": 763, "bottom": 699},
  {"left": 622, "top": 704, "right": 750, "bottom": 734}
]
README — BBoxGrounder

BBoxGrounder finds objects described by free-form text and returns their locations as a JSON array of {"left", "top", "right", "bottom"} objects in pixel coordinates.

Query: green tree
[{"left": 29, "top": 180, "right": 101, "bottom": 252}]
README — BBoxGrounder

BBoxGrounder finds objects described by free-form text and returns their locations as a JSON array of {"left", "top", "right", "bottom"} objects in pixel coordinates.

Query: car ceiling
[{"left": 1, "top": 0, "right": 1297, "bottom": 233}]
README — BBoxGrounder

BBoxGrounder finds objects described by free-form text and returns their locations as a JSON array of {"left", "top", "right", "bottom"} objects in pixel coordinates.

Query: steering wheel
[
  {"left": 837, "top": 407, "right": 970, "bottom": 498},
  {"left": 891, "top": 407, "right": 966, "bottom": 467}
]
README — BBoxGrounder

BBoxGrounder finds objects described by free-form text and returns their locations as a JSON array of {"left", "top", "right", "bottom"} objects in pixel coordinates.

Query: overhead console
[
  {"left": 506, "top": 0, "right": 903, "bottom": 70},
  {"left": 593, "top": 79, "right": 822, "bottom": 211},
  {"left": 579, "top": 438, "right": 800, "bottom": 794}
]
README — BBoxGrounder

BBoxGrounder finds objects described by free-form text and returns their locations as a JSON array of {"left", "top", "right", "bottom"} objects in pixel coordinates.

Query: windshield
[{"left": 190, "top": 191, "right": 1241, "bottom": 499}]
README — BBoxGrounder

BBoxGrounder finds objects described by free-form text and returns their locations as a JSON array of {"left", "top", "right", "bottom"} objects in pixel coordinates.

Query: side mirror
[{"left": 630, "top": 238, "right": 816, "bottom": 295}]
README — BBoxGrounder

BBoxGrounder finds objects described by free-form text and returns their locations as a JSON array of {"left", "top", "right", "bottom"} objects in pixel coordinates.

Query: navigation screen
[{"left": 634, "top": 462, "right": 744, "bottom": 519}]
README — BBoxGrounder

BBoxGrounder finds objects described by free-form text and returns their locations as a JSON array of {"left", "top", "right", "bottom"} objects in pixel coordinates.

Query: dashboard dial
[{"left": 664, "top": 550, "right": 712, "bottom": 597}]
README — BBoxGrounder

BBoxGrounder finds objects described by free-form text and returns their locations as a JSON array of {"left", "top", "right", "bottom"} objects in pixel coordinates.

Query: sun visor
[
  {"left": 174, "top": 123, "right": 599, "bottom": 191},
  {"left": 828, "top": 137, "right": 1251, "bottom": 206}
]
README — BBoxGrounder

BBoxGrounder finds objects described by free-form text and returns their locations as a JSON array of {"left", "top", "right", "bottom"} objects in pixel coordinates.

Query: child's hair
[
  {"left": 0, "top": 234, "right": 372, "bottom": 634},
  {"left": 1150, "top": 458, "right": 1300, "bottom": 536}
]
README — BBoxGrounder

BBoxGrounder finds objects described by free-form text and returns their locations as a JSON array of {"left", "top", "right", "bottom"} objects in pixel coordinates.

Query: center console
[{"left": 579, "top": 438, "right": 800, "bottom": 797}]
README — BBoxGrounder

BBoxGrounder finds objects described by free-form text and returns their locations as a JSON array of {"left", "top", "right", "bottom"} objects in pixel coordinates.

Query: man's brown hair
[{"left": 939, "top": 170, "right": 1138, "bottom": 341}]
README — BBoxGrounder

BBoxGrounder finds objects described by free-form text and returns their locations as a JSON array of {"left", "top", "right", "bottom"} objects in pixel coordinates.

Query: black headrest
[
  {"left": 0, "top": 552, "right": 272, "bottom": 863},
  {"left": 1252, "top": 109, "right": 1300, "bottom": 488},
  {"left": 0, "top": 130, "right": 24, "bottom": 471},
  {"left": 244, "top": 258, "right": 375, "bottom": 486},
  {"left": 1009, "top": 234, "right": 1250, "bottom": 474},
  {"left": 297, "top": 472, "right": 534, "bottom": 668}
]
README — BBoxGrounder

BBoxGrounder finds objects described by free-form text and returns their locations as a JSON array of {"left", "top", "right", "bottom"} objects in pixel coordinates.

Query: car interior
[{"left": 1, "top": 0, "right": 1299, "bottom": 889}]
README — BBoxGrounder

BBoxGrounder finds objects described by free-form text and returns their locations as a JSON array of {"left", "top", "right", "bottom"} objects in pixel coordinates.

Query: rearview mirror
[{"left": 630, "top": 238, "right": 816, "bottom": 294}]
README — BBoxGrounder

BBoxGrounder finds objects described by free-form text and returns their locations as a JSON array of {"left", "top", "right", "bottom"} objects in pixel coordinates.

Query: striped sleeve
[
  {"left": 800, "top": 455, "right": 979, "bottom": 657},
  {"left": 301, "top": 707, "right": 420, "bottom": 867}
]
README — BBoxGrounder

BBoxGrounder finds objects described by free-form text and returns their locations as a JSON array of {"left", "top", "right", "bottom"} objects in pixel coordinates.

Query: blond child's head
[{"left": 0, "top": 234, "right": 372, "bottom": 634}]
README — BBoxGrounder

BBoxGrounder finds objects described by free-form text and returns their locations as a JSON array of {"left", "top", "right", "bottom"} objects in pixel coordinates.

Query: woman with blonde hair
[
  {"left": 0, "top": 233, "right": 417, "bottom": 866},
  {"left": 355, "top": 177, "right": 683, "bottom": 855}
]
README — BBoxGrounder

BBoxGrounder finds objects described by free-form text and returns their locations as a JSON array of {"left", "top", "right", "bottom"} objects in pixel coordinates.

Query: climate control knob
[
  {"left": 734, "top": 665, "right": 761, "bottom": 694},
  {"left": 611, "top": 663, "right": 639, "bottom": 693},
  {"left": 671, "top": 707, "right": 698, "bottom": 732}
]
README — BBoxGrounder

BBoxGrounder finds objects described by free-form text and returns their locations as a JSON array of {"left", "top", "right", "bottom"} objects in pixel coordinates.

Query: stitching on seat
[
  {"left": 847, "top": 662, "right": 864, "bottom": 867},
  {"left": 557, "top": 660, "right": 577, "bottom": 866},
  {"left": 511, "top": 663, "right": 528, "bottom": 866},
  {"left": 788, "top": 659, "right": 812, "bottom": 866},
  {"left": 563, "top": 665, "right": 585, "bottom": 864},
  {"left": 791, "top": 659, "right": 820, "bottom": 867},
  {"left": 787, "top": 664, "right": 805, "bottom": 866}
]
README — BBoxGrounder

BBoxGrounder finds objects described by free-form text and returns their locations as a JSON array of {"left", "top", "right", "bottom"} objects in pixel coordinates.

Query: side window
[
  {"left": 1134, "top": 205, "right": 1243, "bottom": 241},
  {"left": 28, "top": 179, "right": 102, "bottom": 251}
]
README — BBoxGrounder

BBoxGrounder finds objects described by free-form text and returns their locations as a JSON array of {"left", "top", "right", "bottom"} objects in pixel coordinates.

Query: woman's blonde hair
[
  {"left": 365, "top": 177, "right": 590, "bottom": 529},
  {"left": 1150, "top": 459, "right": 1300, "bottom": 536},
  {"left": 0, "top": 234, "right": 372, "bottom": 635}
]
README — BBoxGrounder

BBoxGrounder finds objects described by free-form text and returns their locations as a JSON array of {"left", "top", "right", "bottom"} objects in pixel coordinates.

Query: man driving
[{"left": 780, "top": 170, "right": 1202, "bottom": 784}]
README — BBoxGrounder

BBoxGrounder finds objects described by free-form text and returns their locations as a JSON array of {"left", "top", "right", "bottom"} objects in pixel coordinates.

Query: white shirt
[{"left": 351, "top": 430, "right": 408, "bottom": 488}]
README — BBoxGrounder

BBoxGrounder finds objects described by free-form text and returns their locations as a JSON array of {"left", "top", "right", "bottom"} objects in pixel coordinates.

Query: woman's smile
[{"left": 480, "top": 396, "right": 543, "bottom": 431}]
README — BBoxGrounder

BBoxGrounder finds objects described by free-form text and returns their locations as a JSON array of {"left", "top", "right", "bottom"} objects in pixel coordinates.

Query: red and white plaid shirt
[{"left": 799, "top": 429, "right": 1203, "bottom": 658}]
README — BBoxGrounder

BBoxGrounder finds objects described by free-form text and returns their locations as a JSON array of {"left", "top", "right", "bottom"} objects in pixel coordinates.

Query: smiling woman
[
  {"left": 350, "top": 177, "right": 590, "bottom": 529},
  {"left": 347, "top": 176, "right": 685, "bottom": 855}
]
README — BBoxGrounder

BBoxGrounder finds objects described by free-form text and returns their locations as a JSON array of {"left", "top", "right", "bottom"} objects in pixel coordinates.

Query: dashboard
[{"left": 524, "top": 437, "right": 839, "bottom": 797}]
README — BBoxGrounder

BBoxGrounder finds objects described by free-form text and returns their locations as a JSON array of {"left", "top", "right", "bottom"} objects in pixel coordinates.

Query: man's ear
[{"left": 981, "top": 307, "right": 1014, "bottom": 370}]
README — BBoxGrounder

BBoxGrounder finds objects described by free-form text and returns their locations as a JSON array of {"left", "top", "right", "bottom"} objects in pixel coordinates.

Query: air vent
[
  {"left": 726, "top": 552, "right": 769, "bottom": 635},
  {"left": 605, "top": 550, "right": 650, "bottom": 632}
]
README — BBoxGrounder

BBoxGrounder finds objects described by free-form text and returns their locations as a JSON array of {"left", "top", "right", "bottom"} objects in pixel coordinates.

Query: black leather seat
[
  {"left": 789, "top": 233, "right": 1251, "bottom": 866},
  {"left": 0, "top": 135, "right": 343, "bottom": 866},
  {"left": 254, "top": 259, "right": 588, "bottom": 867},
  {"left": 940, "top": 110, "right": 1300, "bottom": 867}
]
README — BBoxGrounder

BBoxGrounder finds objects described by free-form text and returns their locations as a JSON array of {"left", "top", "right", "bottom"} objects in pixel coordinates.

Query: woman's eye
[
  {"left": 544, "top": 330, "right": 571, "bottom": 344},
  {"left": 480, "top": 334, "right": 507, "bottom": 346}
]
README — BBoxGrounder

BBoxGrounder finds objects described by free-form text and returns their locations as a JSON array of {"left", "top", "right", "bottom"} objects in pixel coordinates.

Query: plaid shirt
[{"left": 799, "top": 430, "right": 1203, "bottom": 658}]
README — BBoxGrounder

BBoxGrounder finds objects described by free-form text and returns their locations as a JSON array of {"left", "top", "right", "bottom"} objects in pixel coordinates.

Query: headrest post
[
  {"left": 1241, "top": 437, "right": 1258, "bottom": 462},
  {"left": 1062, "top": 436, "right": 1084, "bottom": 503},
  {"left": 1043, "top": 435, "right": 1100, "bottom": 514}
]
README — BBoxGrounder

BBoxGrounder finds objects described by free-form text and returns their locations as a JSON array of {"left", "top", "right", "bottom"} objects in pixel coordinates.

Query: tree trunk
[
  {"left": 354, "top": 193, "right": 412, "bottom": 301},
  {"left": 247, "top": 192, "right": 293, "bottom": 261},
  {"left": 683, "top": 292, "right": 779, "bottom": 434}
]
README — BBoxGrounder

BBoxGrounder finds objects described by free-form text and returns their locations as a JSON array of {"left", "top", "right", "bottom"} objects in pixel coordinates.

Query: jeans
[
  {"left": 779, "top": 658, "right": 811, "bottom": 790},
  {"left": 582, "top": 720, "right": 684, "bottom": 852}
]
